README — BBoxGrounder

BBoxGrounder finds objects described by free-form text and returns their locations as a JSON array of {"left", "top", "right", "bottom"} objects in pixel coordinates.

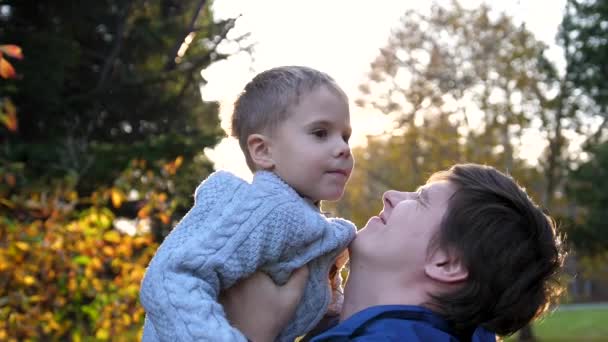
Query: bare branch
[
  {"left": 164, "top": 0, "right": 208, "bottom": 71},
  {"left": 95, "top": 1, "right": 135, "bottom": 92}
]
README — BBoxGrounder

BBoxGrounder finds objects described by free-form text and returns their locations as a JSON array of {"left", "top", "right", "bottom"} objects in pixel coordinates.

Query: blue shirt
[{"left": 310, "top": 305, "right": 496, "bottom": 341}]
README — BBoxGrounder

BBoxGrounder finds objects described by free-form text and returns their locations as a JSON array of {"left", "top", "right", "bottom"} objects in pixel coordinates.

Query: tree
[
  {"left": 345, "top": 1, "right": 574, "bottom": 340},
  {"left": 560, "top": 0, "right": 608, "bottom": 144},
  {"left": 566, "top": 141, "right": 608, "bottom": 253},
  {"left": 0, "top": 0, "right": 244, "bottom": 200}
]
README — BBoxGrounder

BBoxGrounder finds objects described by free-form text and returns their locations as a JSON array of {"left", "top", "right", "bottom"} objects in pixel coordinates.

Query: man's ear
[
  {"left": 247, "top": 133, "right": 275, "bottom": 169},
  {"left": 424, "top": 248, "right": 468, "bottom": 284}
]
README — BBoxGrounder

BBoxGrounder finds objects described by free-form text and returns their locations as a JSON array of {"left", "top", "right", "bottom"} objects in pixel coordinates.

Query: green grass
[{"left": 505, "top": 307, "right": 608, "bottom": 342}]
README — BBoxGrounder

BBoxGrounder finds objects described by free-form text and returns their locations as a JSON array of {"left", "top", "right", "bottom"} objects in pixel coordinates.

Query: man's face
[
  {"left": 349, "top": 180, "right": 456, "bottom": 276},
  {"left": 269, "top": 86, "right": 353, "bottom": 202}
]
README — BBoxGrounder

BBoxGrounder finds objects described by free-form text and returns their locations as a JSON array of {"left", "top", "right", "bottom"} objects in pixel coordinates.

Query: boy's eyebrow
[
  {"left": 306, "top": 119, "right": 331, "bottom": 126},
  {"left": 306, "top": 119, "right": 352, "bottom": 132}
]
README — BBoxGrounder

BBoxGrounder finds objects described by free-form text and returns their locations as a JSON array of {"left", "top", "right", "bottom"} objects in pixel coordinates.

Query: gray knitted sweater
[{"left": 139, "top": 170, "right": 357, "bottom": 341}]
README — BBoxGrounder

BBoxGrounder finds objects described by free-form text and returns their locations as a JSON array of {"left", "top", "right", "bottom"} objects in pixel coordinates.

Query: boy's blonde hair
[{"left": 231, "top": 66, "right": 348, "bottom": 171}]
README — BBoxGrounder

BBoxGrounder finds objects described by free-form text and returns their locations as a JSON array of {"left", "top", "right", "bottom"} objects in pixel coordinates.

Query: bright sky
[{"left": 201, "top": 0, "right": 567, "bottom": 180}]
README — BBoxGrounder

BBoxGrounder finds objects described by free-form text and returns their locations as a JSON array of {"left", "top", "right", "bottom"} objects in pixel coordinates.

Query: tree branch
[
  {"left": 95, "top": 1, "right": 134, "bottom": 92},
  {"left": 164, "top": 0, "right": 208, "bottom": 71}
]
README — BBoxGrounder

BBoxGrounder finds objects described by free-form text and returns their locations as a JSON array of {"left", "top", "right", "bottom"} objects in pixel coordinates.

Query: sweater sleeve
[{"left": 139, "top": 174, "right": 305, "bottom": 341}]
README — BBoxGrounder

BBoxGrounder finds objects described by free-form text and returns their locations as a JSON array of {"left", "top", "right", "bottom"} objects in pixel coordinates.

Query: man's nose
[{"left": 383, "top": 190, "right": 413, "bottom": 208}]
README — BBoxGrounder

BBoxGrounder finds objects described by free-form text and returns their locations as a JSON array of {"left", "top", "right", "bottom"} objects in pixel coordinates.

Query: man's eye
[
  {"left": 312, "top": 129, "right": 328, "bottom": 139},
  {"left": 417, "top": 193, "right": 428, "bottom": 207}
]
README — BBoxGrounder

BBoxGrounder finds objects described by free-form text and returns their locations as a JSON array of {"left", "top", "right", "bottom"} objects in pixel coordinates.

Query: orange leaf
[
  {"left": 157, "top": 212, "right": 170, "bottom": 224},
  {"left": 0, "top": 45, "right": 23, "bottom": 59},
  {"left": 2, "top": 99, "right": 18, "bottom": 131},
  {"left": 0, "top": 57, "right": 16, "bottom": 79},
  {"left": 137, "top": 205, "right": 151, "bottom": 219},
  {"left": 163, "top": 156, "right": 184, "bottom": 175},
  {"left": 5, "top": 173, "right": 16, "bottom": 187}
]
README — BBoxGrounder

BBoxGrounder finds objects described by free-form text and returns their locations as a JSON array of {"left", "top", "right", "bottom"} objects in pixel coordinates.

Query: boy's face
[{"left": 269, "top": 85, "right": 353, "bottom": 202}]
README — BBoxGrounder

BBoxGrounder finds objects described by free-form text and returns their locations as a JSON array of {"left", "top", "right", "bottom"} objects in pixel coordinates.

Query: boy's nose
[{"left": 334, "top": 139, "right": 351, "bottom": 158}]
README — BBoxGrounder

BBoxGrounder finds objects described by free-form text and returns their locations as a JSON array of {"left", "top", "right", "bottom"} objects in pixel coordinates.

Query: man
[{"left": 222, "top": 164, "right": 566, "bottom": 341}]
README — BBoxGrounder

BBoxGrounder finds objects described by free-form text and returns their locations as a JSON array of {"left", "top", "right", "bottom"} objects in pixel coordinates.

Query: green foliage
[
  {"left": 505, "top": 307, "right": 608, "bottom": 341},
  {"left": 356, "top": 1, "right": 565, "bottom": 172},
  {"left": 0, "top": 174, "right": 159, "bottom": 340},
  {"left": 560, "top": 0, "right": 608, "bottom": 115},
  {"left": 337, "top": 1, "right": 555, "bottom": 224},
  {"left": 566, "top": 142, "right": 608, "bottom": 252}
]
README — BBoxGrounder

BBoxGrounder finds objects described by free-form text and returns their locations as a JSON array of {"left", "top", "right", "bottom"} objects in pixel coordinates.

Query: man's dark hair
[{"left": 428, "top": 164, "right": 566, "bottom": 336}]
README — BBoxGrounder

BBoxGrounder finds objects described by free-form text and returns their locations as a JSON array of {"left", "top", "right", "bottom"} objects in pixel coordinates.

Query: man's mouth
[{"left": 378, "top": 212, "right": 386, "bottom": 224}]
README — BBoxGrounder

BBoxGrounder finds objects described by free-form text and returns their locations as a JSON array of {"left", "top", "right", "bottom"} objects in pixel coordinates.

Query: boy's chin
[{"left": 321, "top": 192, "right": 345, "bottom": 202}]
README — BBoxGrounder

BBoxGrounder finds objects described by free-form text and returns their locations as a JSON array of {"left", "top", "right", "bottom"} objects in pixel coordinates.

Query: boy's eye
[
  {"left": 343, "top": 133, "right": 351, "bottom": 143},
  {"left": 312, "top": 129, "right": 328, "bottom": 139}
]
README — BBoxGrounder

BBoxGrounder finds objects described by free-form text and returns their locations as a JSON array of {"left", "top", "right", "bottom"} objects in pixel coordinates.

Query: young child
[{"left": 139, "top": 66, "right": 357, "bottom": 341}]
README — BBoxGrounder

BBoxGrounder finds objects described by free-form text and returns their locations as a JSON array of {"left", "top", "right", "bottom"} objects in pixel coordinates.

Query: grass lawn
[{"left": 505, "top": 306, "right": 608, "bottom": 341}]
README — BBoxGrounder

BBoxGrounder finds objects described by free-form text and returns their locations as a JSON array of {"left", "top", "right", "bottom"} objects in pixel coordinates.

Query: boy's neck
[{"left": 302, "top": 196, "right": 321, "bottom": 210}]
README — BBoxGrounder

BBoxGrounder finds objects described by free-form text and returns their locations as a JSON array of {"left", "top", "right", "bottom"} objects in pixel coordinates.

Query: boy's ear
[
  {"left": 247, "top": 133, "right": 275, "bottom": 170},
  {"left": 424, "top": 248, "right": 468, "bottom": 284}
]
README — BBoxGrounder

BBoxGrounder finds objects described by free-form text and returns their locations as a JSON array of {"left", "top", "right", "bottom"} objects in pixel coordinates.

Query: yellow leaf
[
  {"left": 95, "top": 328, "right": 110, "bottom": 340},
  {"left": 0, "top": 45, "right": 23, "bottom": 59},
  {"left": 91, "top": 257, "right": 103, "bottom": 270},
  {"left": 174, "top": 156, "right": 183, "bottom": 168},
  {"left": 102, "top": 246, "right": 114, "bottom": 257},
  {"left": 29, "top": 295, "right": 44, "bottom": 302},
  {"left": 110, "top": 188, "right": 124, "bottom": 208},
  {"left": 103, "top": 230, "right": 121, "bottom": 244},
  {"left": 68, "top": 278, "right": 77, "bottom": 292},
  {"left": 0, "top": 57, "right": 16, "bottom": 79},
  {"left": 0, "top": 198, "right": 15, "bottom": 208},
  {"left": 15, "top": 241, "right": 29, "bottom": 251},
  {"left": 23, "top": 275, "right": 35, "bottom": 286},
  {"left": 0, "top": 259, "right": 8, "bottom": 272},
  {"left": 1, "top": 98, "right": 18, "bottom": 131}
]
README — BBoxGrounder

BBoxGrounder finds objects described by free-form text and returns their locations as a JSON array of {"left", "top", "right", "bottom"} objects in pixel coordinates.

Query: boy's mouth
[{"left": 327, "top": 169, "right": 350, "bottom": 177}]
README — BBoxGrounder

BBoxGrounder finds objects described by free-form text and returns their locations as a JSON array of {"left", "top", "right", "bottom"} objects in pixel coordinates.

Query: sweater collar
[{"left": 252, "top": 171, "right": 321, "bottom": 211}]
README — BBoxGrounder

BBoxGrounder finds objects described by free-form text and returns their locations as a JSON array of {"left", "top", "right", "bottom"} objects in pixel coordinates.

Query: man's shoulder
[{"left": 311, "top": 306, "right": 459, "bottom": 342}]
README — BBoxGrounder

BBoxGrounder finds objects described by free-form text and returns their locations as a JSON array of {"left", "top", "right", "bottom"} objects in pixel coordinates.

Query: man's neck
[{"left": 340, "top": 264, "right": 429, "bottom": 321}]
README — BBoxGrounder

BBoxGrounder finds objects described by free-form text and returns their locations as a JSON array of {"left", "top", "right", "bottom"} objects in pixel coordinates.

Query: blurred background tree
[
  {"left": 0, "top": 0, "right": 247, "bottom": 233},
  {"left": 335, "top": 2, "right": 575, "bottom": 233},
  {"left": 2, "top": 0, "right": 608, "bottom": 340},
  {"left": 327, "top": 1, "right": 590, "bottom": 340},
  {"left": 0, "top": 0, "right": 247, "bottom": 339}
]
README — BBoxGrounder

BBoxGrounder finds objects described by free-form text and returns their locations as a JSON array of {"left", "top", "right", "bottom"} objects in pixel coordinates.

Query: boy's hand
[{"left": 220, "top": 266, "right": 309, "bottom": 342}]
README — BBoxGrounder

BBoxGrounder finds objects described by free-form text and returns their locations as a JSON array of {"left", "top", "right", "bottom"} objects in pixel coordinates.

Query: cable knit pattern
[{"left": 139, "top": 170, "right": 357, "bottom": 342}]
